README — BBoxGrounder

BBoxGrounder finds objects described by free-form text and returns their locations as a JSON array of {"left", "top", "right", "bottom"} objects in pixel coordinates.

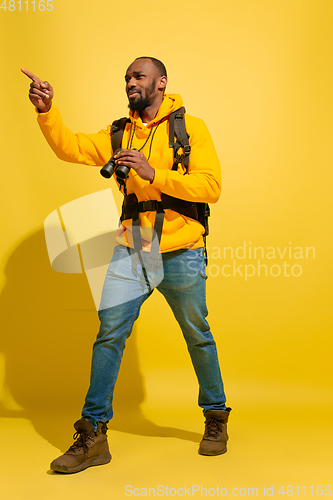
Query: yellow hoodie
[{"left": 37, "top": 94, "right": 221, "bottom": 252}]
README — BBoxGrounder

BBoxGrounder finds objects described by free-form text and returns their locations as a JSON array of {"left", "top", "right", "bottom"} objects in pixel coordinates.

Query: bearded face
[{"left": 127, "top": 78, "right": 157, "bottom": 112}]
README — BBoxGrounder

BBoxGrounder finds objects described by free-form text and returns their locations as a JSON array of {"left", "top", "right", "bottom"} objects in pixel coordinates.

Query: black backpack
[{"left": 108, "top": 107, "right": 210, "bottom": 265}]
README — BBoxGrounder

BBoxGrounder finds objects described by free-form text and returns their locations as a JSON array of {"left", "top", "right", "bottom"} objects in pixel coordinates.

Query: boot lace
[
  {"left": 67, "top": 431, "right": 94, "bottom": 454},
  {"left": 203, "top": 418, "right": 222, "bottom": 439}
]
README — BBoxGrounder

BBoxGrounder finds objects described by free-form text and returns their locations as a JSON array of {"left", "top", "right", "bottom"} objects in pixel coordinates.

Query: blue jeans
[{"left": 82, "top": 245, "right": 227, "bottom": 429}]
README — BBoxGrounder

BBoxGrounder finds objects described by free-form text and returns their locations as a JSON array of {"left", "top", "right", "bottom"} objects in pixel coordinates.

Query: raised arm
[{"left": 21, "top": 68, "right": 111, "bottom": 166}]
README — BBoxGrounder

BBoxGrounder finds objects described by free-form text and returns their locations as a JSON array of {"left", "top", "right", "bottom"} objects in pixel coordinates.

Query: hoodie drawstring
[{"left": 127, "top": 119, "right": 163, "bottom": 160}]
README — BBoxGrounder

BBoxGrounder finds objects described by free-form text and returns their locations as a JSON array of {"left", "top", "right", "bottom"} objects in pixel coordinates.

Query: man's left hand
[{"left": 114, "top": 149, "right": 155, "bottom": 183}]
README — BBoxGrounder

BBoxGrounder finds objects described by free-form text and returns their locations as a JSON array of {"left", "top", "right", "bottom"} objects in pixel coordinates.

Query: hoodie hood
[{"left": 129, "top": 94, "right": 183, "bottom": 127}]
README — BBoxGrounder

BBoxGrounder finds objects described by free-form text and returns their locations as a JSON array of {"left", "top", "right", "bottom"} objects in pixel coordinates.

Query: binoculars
[{"left": 100, "top": 148, "right": 131, "bottom": 184}]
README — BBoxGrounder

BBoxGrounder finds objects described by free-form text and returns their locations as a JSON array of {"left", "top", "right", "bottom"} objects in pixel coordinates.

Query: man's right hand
[{"left": 21, "top": 68, "right": 54, "bottom": 113}]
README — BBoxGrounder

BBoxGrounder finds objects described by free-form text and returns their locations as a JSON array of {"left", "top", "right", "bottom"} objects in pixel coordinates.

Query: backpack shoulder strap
[
  {"left": 168, "top": 107, "right": 191, "bottom": 173},
  {"left": 168, "top": 107, "right": 210, "bottom": 263},
  {"left": 110, "top": 117, "right": 130, "bottom": 153}
]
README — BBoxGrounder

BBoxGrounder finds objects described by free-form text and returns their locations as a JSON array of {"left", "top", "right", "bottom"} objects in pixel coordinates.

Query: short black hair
[{"left": 135, "top": 57, "right": 167, "bottom": 78}]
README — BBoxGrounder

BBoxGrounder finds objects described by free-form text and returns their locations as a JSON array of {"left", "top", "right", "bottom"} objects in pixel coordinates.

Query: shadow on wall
[{"left": 0, "top": 229, "right": 201, "bottom": 451}]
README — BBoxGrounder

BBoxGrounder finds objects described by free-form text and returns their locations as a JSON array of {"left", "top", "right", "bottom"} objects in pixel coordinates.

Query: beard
[
  {"left": 128, "top": 93, "right": 150, "bottom": 112},
  {"left": 128, "top": 79, "right": 156, "bottom": 112}
]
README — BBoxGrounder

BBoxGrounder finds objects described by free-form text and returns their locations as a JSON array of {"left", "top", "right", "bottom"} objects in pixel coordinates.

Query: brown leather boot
[
  {"left": 50, "top": 418, "right": 112, "bottom": 473},
  {"left": 198, "top": 408, "right": 231, "bottom": 456}
]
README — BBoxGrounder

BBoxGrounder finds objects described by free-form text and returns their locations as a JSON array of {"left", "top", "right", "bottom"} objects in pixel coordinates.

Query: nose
[{"left": 126, "top": 77, "right": 136, "bottom": 91}]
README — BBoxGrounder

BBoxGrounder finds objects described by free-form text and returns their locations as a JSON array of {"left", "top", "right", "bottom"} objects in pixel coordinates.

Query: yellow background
[{"left": 0, "top": 0, "right": 332, "bottom": 498}]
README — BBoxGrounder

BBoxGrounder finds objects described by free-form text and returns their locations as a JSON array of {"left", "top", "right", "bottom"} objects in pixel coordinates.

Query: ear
[{"left": 158, "top": 76, "right": 167, "bottom": 91}]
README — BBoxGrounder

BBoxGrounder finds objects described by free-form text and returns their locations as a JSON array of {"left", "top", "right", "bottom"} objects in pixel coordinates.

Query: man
[{"left": 22, "top": 57, "right": 231, "bottom": 474}]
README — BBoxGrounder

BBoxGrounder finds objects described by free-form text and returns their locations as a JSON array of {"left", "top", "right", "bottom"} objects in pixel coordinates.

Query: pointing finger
[{"left": 21, "top": 68, "right": 44, "bottom": 85}]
